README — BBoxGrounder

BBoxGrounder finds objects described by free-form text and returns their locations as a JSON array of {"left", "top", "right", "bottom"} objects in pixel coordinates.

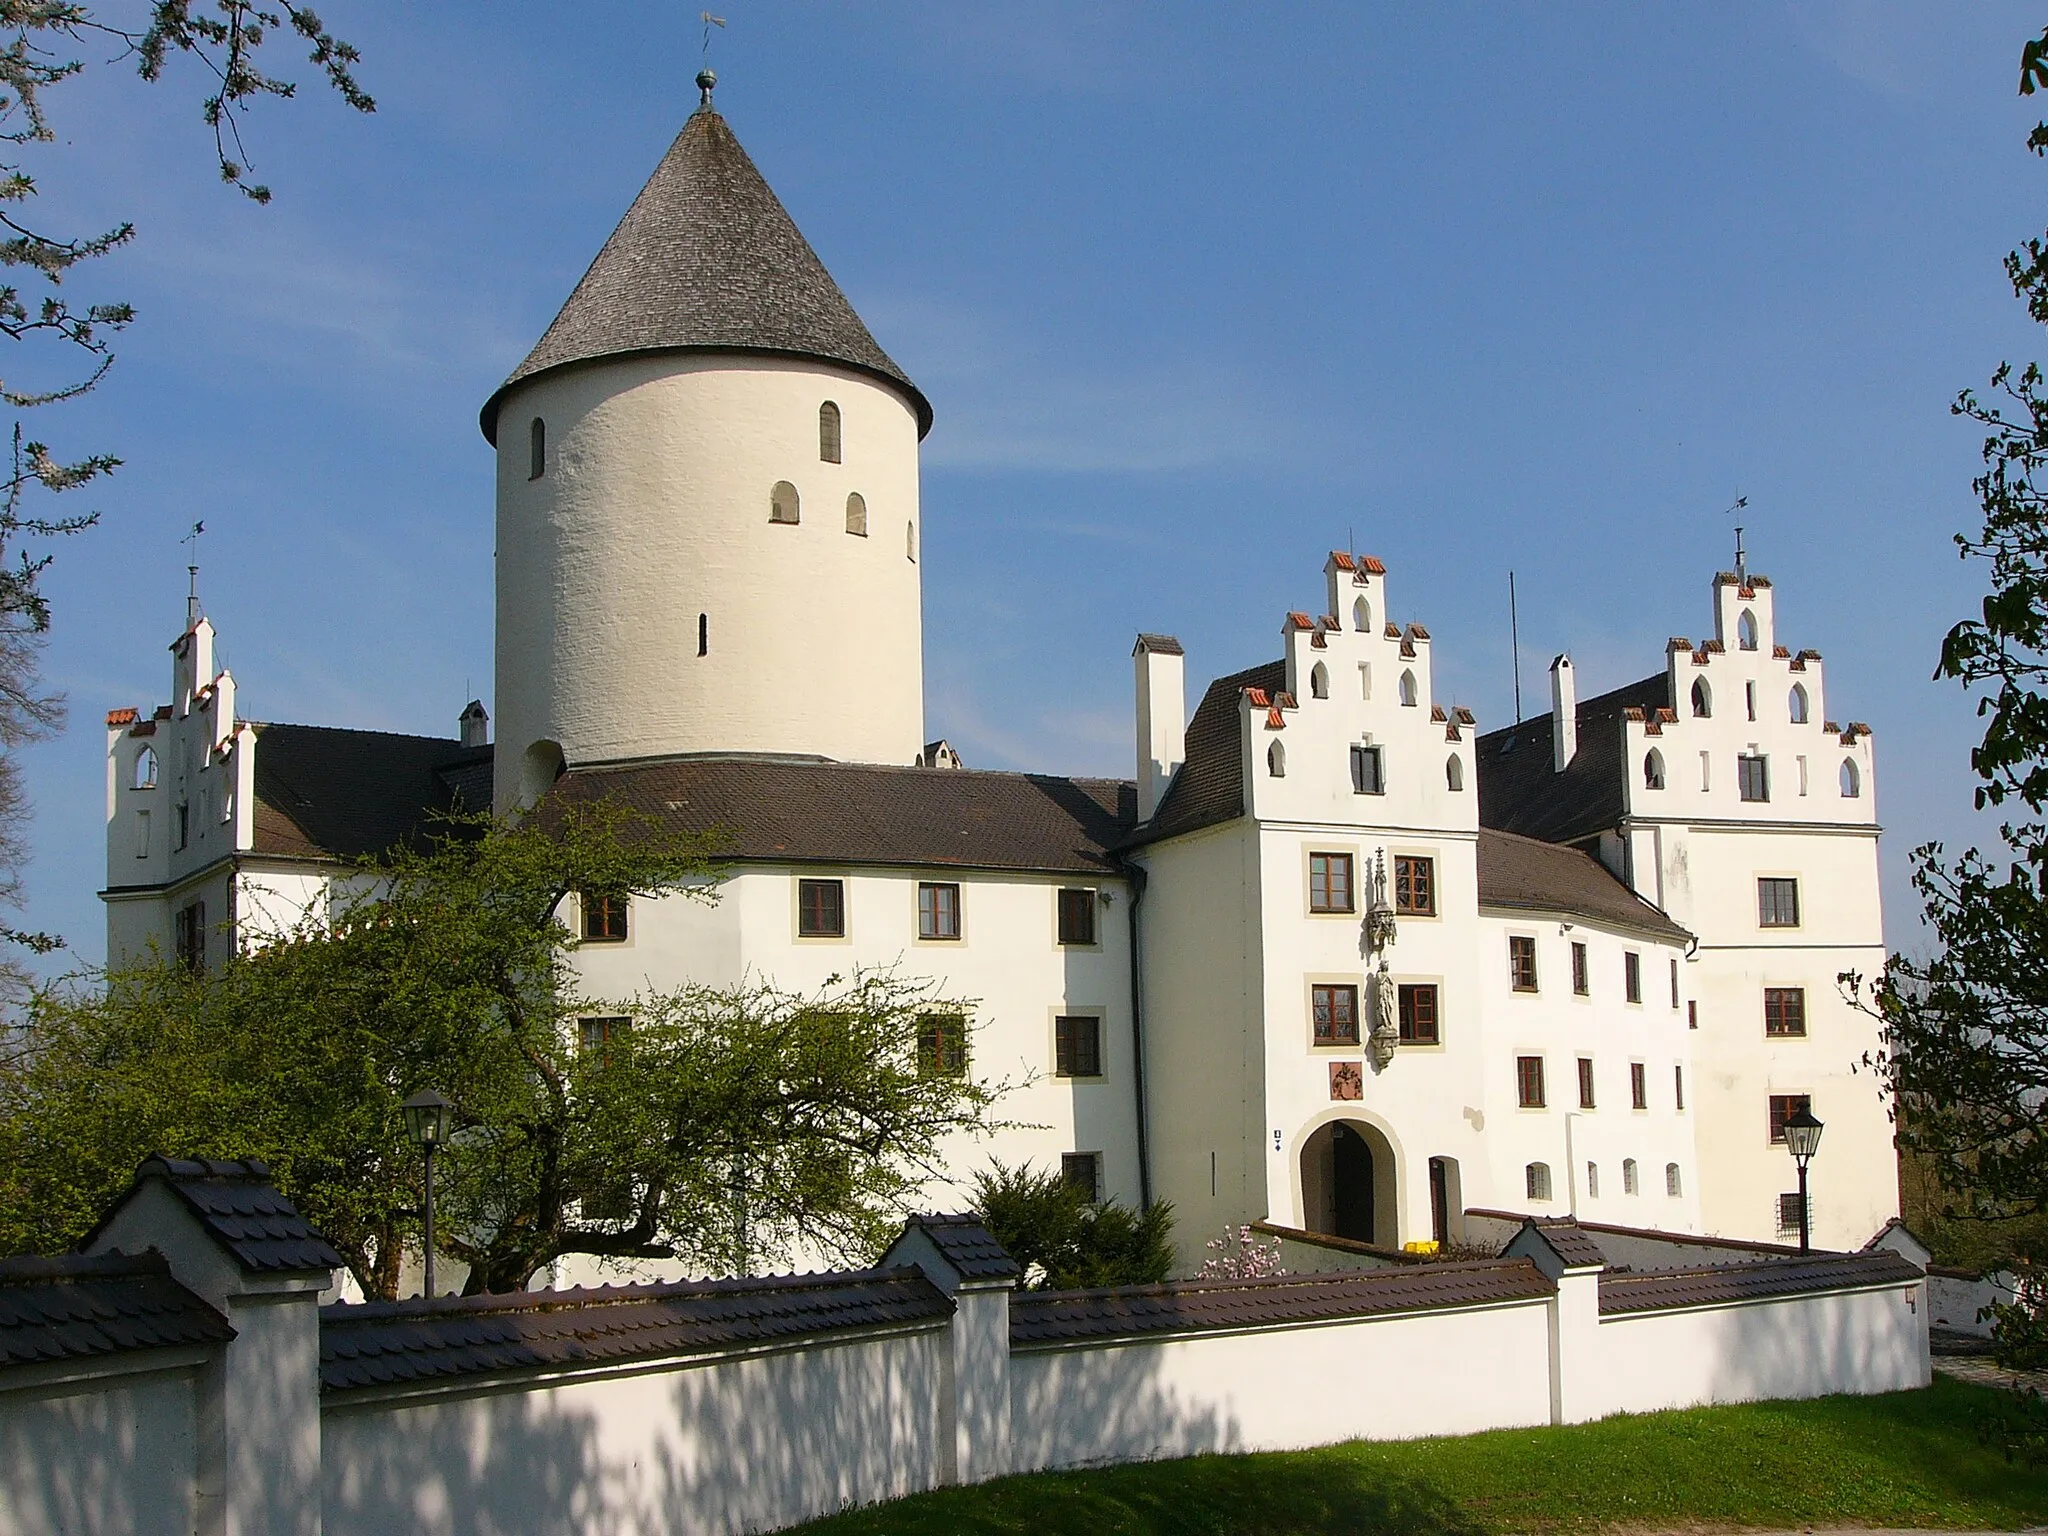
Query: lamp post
[
  {"left": 1783, "top": 1104, "right": 1824, "bottom": 1255},
  {"left": 401, "top": 1089, "right": 452, "bottom": 1298}
]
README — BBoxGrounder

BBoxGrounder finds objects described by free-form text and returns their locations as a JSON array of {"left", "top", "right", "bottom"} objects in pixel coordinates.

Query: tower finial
[
  {"left": 180, "top": 520, "right": 205, "bottom": 629},
  {"left": 696, "top": 67, "right": 717, "bottom": 108},
  {"left": 1725, "top": 494, "right": 1749, "bottom": 584}
]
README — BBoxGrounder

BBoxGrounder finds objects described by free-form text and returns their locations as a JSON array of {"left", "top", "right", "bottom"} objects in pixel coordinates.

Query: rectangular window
[
  {"left": 1675, "top": 1064, "right": 1686, "bottom": 1111},
  {"left": 1738, "top": 754, "right": 1770, "bottom": 803},
  {"left": 1350, "top": 744, "right": 1385, "bottom": 795},
  {"left": 1666, "top": 1162, "right": 1683, "bottom": 1197},
  {"left": 581, "top": 891, "right": 628, "bottom": 942},
  {"left": 1312, "top": 983, "right": 1360, "bottom": 1046},
  {"left": 1394, "top": 855, "right": 1435, "bottom": 916},
  {"left": 1057, "top": 888, "right": 1098, "bottom": 946},
  {"left": 1624, "top": 1159, "right": 1639, "bottom": 1195},
  {"left": 1631, "top": 1062, "right": 1648, "bottom": 1110},
  {"left": 134, "top": 808, "right": 150, "bottom": 858},
  {"left": 1699, "top": 750, "right": 1712, "bottom": 792},
  {"left": 1061, "top": 1152, "right": 1101, "bottom": 1203},
  {"left": 1758, "top": 877, "right": 1801, "bottom": 928},
  {"left": 1509, "top": 935, "right": 1538, "bottom": 993},
  {"left": 175, "top": 801, "right": 190, "bottom": 851},
  {"left": 918, "top": 881, "right": 962, "bottom": 940},
  {"left": 1670, "top": 957, "right": 1681, "bottom": 1008},
  {"left": 1397, "top": 983, "right": 1439, "bottom": 1045},
  {"left": 1517, "top": 1054, "right": 1546, "bottom": 1108},
  {"left": 1777, "top": 1192, "right": 1807, "bottom": 1235},
  {"left": 1586, "top": 1162, "right": 1600, "bottom": 1199},
  {"left": 1054, "top": 1015, "right": 1102, "bottom": 1078},
  {"left": 797, "top": 877, "right": 845, "bottom": 938},
  {"left": 1309, "top": 852, "right": 1354, "bottom": 914},
  {"left": 1526, "top": 1162, "right": 1552, "bottom": 1201},
  {"left": 1570, "top": 941, "right": 1588, "bottom": 996},
  {"left": 578, "top": 1016, "right": 630, "bottom": 1073},
  {"left": 174, "top": 900, "right": 206, "bottom": 973},
  {"left": 1577, "top": 1056, "right": 1596, "bottom": 1109},
  {"left": 1769, "top": 1092, "right": 1811, "bottom": 1144},
  {"left": 1764, "top": 986, "right": 1807, "bottom": 1038},
  {"left": 917, "top": 1014, "right": 968, "bottom": 1078},
  {"left": 1687, "top": 1000, "right": 1698, "bottom": 1031},
  {"left": 1624, "top": 951, "right": 1642, "bottom": 1004}
]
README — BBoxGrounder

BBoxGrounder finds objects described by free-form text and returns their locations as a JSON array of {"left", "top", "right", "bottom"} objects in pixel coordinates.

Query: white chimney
[
  {"left": 460, "top": 699, "right": 490, "bottom": 749},
  {"left": 1551, "top": 654, "right": 1577, "bottom": 773},
  {"left": 1134, "top": 634, "right": 1187, "bottom": 823}
]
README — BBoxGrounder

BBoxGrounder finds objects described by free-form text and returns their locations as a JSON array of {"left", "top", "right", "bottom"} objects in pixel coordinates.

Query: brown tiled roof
[
  {"left": 0, "top": 1251, "right": 232, "bottom": 1366},
  {"left": 1521, "top": 1218, "right": 1609, "bottom": 1270},
  {"left": 321, "top": 1267, "right": 948, "bottom": 1393},
  {"left": 1464, "top": 1208, "right": 1803, "bottom": 1259},
  {"left": 1011, "top": 1259, "right": 1551, "bottom": 1347},
  {"left": 1598, "top": 1250, "right": 1921, "bottom": 1315},
  {"left": 547, "top": 757, "right": 1135, "bottom": 877},
  {"left": 250, "top": 724, "right": 491, "bottom": 863},
  {"left": 1133, "top": 633, "right": 1184, "bottom": 657},
  {"left": 81, "top": 1158, "right": 344, "bottom": 1275},
  {"left": 482, "top": 108, "right": 927, "bottom": 443},
  {"left": 1476, "top": 828, "right": 1690, "bottom": 943},
  {"left": 903, "top": 1214, "right": 1019, "bottom": 1282},
  {"left": 1476, "top": 671, "right": 1671, "bottom": 846},
  {"left": 1135, "top": 660, "right": 1282, "bottom": 843}
]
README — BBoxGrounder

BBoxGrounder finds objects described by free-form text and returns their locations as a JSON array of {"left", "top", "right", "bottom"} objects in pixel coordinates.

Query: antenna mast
[{"left": 1509, "top": 570, "right": 1522, "bottom": 724}]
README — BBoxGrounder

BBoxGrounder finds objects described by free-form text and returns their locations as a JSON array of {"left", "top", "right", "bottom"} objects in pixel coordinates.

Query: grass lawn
[{"left": 788, "top": 1375, "right": 2047, "bottom": 1535}]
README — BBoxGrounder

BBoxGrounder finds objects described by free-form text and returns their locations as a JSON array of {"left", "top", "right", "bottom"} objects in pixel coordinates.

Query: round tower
[{"left": 482, "top": 79, "right": 932, "bottom": 810}]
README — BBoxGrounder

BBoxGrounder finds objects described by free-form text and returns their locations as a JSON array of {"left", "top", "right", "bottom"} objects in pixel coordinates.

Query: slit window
[
  {"left": 1312, "top": 983, "right": 1359, "bottom": 1046},
  {"left": 697, "top": 612, "right": 709, "bottom": 656},
  {"left": 1675, "top": 1065, "right": 1685, "bottom": 1111},
  {"left": 528, "top": 417, "right": 546, "bottom": 480}
]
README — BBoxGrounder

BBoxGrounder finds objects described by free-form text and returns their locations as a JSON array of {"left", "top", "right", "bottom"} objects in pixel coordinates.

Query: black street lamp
[
  {"left": 401, "top": 1089, "right": 452, "bottom": 1298},
  {"left": 1784, "top": 1104, "right": 1824, "bottom": 1255}
]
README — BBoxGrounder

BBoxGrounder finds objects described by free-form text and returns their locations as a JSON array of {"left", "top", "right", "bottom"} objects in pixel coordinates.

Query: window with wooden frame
[
  {"left": 581, "top": 891, "right": 628, "bottom": 942},
  {"left": 1764, "top": 986, "right": 1807, "bottom": 1038},
  {"left": 1517, "top": 1054, "right": 1546, "bottom": 1108},
  {"left": 1509, "top": 935, "right": 1538, "bottom": 993},
  {"left": 1061, "top": 1152, "right": 1101, "bottom": 1203},
  {"left": 1394, "top": 854, "right": 1435, "bottom": 916},
  {"left": 1526, "top": 1162, "right": 1552, "bottom": 1200},
  {"left": 1624, "top": 950, "right": 1642, "bottom": 1003},
  {"left": 1670, "top": 957, "right": 1681, "bottom": 1008},
  {"left": 1349, "top": 743, "right": 1386, "bottom": 795},
  {"left": 917, "top": 881, "right": 961, "bottom": 941},
  {"left": 1397, "top": 983, "right": 1439, "bottom": 1045},
  {"left": 1630, "top": 1061, "right": 1648, "bottom": 1110},
  {"left": 1757, "top": 877, "right": 1800, "bottom": 928},
  {"left": 1737, "top": 753, "right": 1770, "bottom": 803},
  {"left": 1570, "top": 941, "right": 1588, "bottom": 996},
  {"left": 1768, "top": 1092, "right": 1812, "bottom": 1145},
  {"left": 1309, "top": 852, "right": 1354, "bottom": 914},
  {"left": 1057, "top": 887, "right": 1097, "bottom": 946},
  {"left": 174, "top": 900, "right": 206, "bottom": 973},
  {"left": 578, "top": 1015, "right": 630, "bottom": 1068},
  {"left": 1054, "top": 1015, "right": 1102, "bottom": 1078},
  {"left": 1576, "top": 1056, "right": 1596, "bottom": 1109},
  {"left": 797, "top": 877, "right": 845, "bottom": 938},
  {"left": 1312, "top": 984, "right": 1360, "bottom": 1046},
  {"left": 917, "top": 1014, "right": 968, "bottom": 1078}
]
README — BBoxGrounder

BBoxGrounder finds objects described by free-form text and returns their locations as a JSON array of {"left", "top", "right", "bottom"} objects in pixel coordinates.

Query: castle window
[
  {"left": 1691, "top": 677, "right": 1711, "bottom": 717},
  {"left": 1526, "top": 1161, "right": 1552, "bottom": 1200},
  {"left": 770, "top": 481, "right": 801, "bottom": 525},
  {"left": 845, "top": 492, "right": 867, "bottom": 536},
  {"left": 1769, "top": 1093, "right": 1811, "bottom": 1145},
  {"left": 797, "top": 877, "right": 845, "bottom": 938},
  {"left": 1397, "top": 983, "right": 1439, "bottom": 1045},
  {"left": 1797, "top": 754, "right": 1809, "bottom": 796},
  {"left": 1643, "top": 749, "right": 1664, "bottom": 790},
  {"left": 1578, "top": 1056, "right": 1597, "bottom": 1109},
  {"left": 175, "top": 802, "right": 189, "bottom": 851},
  {"left": 1057, "top": 888, "right": 1098, "bottom": 946},
  {"left": 175, "top": 900, "right": 206, "bottom": 973},
  {"left": 1758, "top": 877, "right": 1800, "bottom": 928},
  {"left": 1358, "top": 663, "right": 1371, "bottom": 700},
  {"left": 1745, "top": 681, "right": 1757, "bottom": 721},
  {"left": 1670, "top": 956, "right": 1680, "bottom": 1008},
  {"left": 132, "top": 746, "right": 157, "bottom": 790},
  {"left": 1055, "top": 1015, "right": 1102, "bottom": 1078},
  {"left": 1675, "top": 1064, "right": 1685, "bottom": 1110},
  {"left": 917, "top": 1014, "right": 968, "bottom": 1078},
  {"left": 1666, "top": 1162, "right": 1683, "bottom": 1197},
  {"left": 1624, "top": 950, "right": 1642, "bottom": 1003},
  {"left": 819, "top": 400, "right": 842, "bottom": 463},
  {"left": 1764, "top": 987, "right": 1807, "bottom": 1038},
  {"left": 1312, "top": 983, "right": 1359, "bottom": 1046},
  {"left": 1399, "top": 670, "right": 1418, "bottom": 707},
  {"left": 1737, "top": 609, "right": 1758, "bottom": 651},
  {"left": 528, "top": 417, "right": 546, "bottom": 480},
  {"left": 1737, "top": 753, "right": 1769, "bottom": 802},
  {"left": 581, "top": 892, "right": 628, "bottom": 942},
  {"left": 1310, "top": 662, "right": 1328, "bottom": 699},
  {"left": 1518, "top": 1057, "right": 1546, "bottom": 1108},
  {"left": 1571, "top": 941, "right": 1588, "bottom": 995},
  {"left": 1631, "top": 1062, "right": 1648, "bottom": 1110},
  {"left": 1061, "top": 1152, "right": 1101, "bottom": 1203},
  {"left": 1394, "top": 854, "right": 1434, "bottom": 915},
  {"left": 1586, "top": 1162, "right": 1600, "bottom": 1199},
  {"left": 917, "top": 881, "right": 961, "bottom": 941},
  {"left": 1353, "top": 596, "right": 1371, "bottom": 631},
  {"left": 1268, "top": 740, "right": 1286, "bottom": 777},
  {"left": 1777, "top": 1192, "right": 1807, "bottom": 1236},
  {"left": 1349, "top": 744, "right": 1384, "bottom": 794},
  {"left": 134, "top": 808, "right": 150, "bottom": 858},
  {"left": 1623, "top": 1157, "right": 1639, "bottom": 1194},
  {"left": 1309, "top": 852, "right": 1354, "bottom": 914},
  {"left": 1789, "top": 683, "right": 1809, "bottom": 724},
  {"left": 1840, "top": 758, "right": 1861, "bottom": 798},
  {"left": 1446, "top": 754, "right": 1464, "bottom": 792},
  {"left": 698, "top": 613, "right": 708, "bottom": 657},
  {"left": 1509, "top": 936, "right": 1538, "bottom": 993}
]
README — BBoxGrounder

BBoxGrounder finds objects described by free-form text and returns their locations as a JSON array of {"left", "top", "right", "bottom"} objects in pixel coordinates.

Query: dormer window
[
  {"left": 132, "top": 746, "right": 157, "bottom": 790},
  {"left": 819, "top": 401, "right": 842, "bottom": 463},
  {"left": 529, "top": 417, "right": 546, "bottom": 480},
  {"left": 770, "top": 481, "right": 801, "bottom": 525},
  {"left": 1737, "top": 609, "right": 1758, "bottom": 651}
]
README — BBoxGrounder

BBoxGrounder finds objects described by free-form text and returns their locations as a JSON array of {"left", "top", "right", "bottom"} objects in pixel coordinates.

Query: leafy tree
[
  {"left": 0, "top": 804, "right": 1010, "bottom": 1297},
  {"left": 970, "top": 1160, "right": 1174, "bottom": 1291}
]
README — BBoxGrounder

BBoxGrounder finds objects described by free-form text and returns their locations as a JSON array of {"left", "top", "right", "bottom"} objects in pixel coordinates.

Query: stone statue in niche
[
  {"left": 1328, "top": 1060, "right": 1363, "bottom": 1101},
  {"left": 1368, "top": 963, "right": 1399, "bottom": 1072}
]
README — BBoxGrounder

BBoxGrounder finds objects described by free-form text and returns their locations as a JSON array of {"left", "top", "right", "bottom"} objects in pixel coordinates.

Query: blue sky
[{"left": 15, "top": 2, "right": 2045, "bottom": 966}]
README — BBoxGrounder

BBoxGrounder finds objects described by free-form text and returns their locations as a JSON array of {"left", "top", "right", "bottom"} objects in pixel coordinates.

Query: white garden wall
[{"left": 0, "top": 1363, "right": 202, "bottom": 1536}]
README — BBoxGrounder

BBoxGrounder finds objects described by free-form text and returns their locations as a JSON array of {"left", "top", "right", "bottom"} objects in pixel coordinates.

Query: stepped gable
[
  {"left": 1133, "top": 659, "right": 1286, "bottom": 844},
  {"left": 1477, "top": 672, "right": 1671, "bottom": 845},
  {"left": 1476, "top": 828, "right": 1690, "bottom": 944},
  {"left": 250, "top": 723, "right": 490, "bottom": 862},
  {"left": 482, "top": 104, "right": 929, "bottom": 442},
  {"left": 0, "top": 1251, "right": 232, "bottom": 1366}
]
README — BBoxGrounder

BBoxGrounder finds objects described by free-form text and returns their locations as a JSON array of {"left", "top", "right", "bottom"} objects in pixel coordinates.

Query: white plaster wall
[
  {"left": 0, "top": 1367, "right": 201, "bottom": 1536},
  {"left": 321, "top": 1328, "right": 948, "bottom": 1536},
  {"left": 493, "top": 355, "right": 926, "bottom": 808},
  {"left": 1009, "top": 1300, "right": 1554, "bottom": 1472}
]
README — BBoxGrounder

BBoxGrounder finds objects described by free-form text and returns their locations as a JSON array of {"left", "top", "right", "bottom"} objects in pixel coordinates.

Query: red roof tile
[{"left": 105, "top": 707, "right": 137, "bottom": 726}]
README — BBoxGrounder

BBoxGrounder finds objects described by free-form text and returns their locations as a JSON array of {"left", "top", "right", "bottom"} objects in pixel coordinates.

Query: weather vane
[
  {"left": 1725, "top": 495, "right": 1749, "bottom": 582},
  {"left": 698, "top": 11, "right": 726, "bottom": 106},
  {"left": 180, "top": 520, "right": 205, "bottom": 625}
]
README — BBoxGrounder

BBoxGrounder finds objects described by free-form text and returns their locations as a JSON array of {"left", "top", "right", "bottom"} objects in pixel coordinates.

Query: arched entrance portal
[{"left": 1300, "top": 1119, "right": 1399, "bottom": 1248}]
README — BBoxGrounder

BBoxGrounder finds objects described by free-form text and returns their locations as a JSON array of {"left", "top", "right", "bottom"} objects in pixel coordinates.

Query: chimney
[
  {"left": 1551, "top": 654, "right": 1577, "bottom": 773},
  {"left": 460, "top": 699, "right": 490, "bottom": 749},
  {"left": 1134, "top": 634, "right": 1186, "bottom": 823}
]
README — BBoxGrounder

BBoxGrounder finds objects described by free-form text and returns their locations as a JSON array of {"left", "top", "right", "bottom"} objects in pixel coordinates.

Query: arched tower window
[
  {"left": 907, "top": 521, "right": 917, "bottom": 562},
  {"left": 819, "top": 401, "right": 842, "bottom": 464},
  {"left": 1446, "top": 755, "right": 1464, "bottom": 791},
  {"left": 845, "top": 492, "right": 868, "bottom": 537},
  {"left": 1353, "top": 595, "right": 1371, "bottom": 632},
  {"left": 1267, "top": 740, "right": 1286, "bottom": 777},
  {"left": 1643, "top": 749, "right": 1665, "bottom": 790},
  {"left": 1526, "top": 1162, "right": 1552, "bottom": 1201},
  {"left": 1737, "top": 610, "right": 1758, "bottom": 651},
  {"left": 1665, "top": 1162, "right": 1683, "bottom": 1197},
  {"left": 1623, "top": 1158, "right": 1639, "bottom": 1195},
  {"left": 1840, "top": 758, "right": 1861, "bottom": 798},
  {"left": 770, "top": 481, "right": 801, "bottom": 525},
  {"left": 528, "top": 417, "right": 546, "bottom": 481},
  {"left": 1691, "top": 677, "right": 1711, "bottom": 718},
  {"left": 132, "top": 746, "right": 157, "bottom": 790},
  {"left": 1310, "top": 662, "right": 1329, "bottom": 699},
  {"left": 1399, "top": 670, "right": 1418, "bottom": 708},
  {"left": 1788, "top": 683, "right": 1809, "bottom": 724}
]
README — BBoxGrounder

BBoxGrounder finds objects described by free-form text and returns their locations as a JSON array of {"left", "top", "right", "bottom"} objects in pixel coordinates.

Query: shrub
[{"left": 970, "top": 1160, "right": 1174, "bottom": 1290}]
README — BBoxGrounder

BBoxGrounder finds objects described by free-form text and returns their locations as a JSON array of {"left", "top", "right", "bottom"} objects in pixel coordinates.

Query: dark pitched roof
[
  {"left": 1476, "top": 827, "right": 1690, "bottom": 944},
  {"left": 904, "top": 1214, "right": 1019, "bottom": 1281},
  {"left": 0, "top": 1251, "right": 232, "bottom": 1367},
  {"left": 250, "top": 724, "right": 489, "bottom": 863},
  {"left": 1477, "top": 672, "right": 1672, "bottom": 845},
  {"left": 1518, "top": 1218, "right": 1609, "bottom": 1270},
  {"left": 82, "top": 1158, "right": 344, "bottom": 1275},
  {"left": 1464, "top": 1208, "right": 1802, "bottom": 1259},
  {"left": 482, "top": 108, "right": 928, "bottom": 443},
  {"left": 320, "top": 1267, "right": 948, "bottom": 1393},
  {"left": 1134, "top": 660, "right": 1282, "bottom": 844},
  {"left": 1009, "top": 1259, "right": 1552, "bottom": 1347},
  {"left": 1597, "top": 1250, "right": 1923, "bottom": 1316},
  {"left": 546, "top": 757, "right": 1136, "bottom": 877}
]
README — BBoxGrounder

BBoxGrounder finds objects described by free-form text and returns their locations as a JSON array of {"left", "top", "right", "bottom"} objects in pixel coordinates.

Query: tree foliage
[
  {"left": 970, "top": 1160, "right": 1174, "bottom": 1291},
  {"left": 0, "top": 804, "right": 1010, "bottom": 1297}
]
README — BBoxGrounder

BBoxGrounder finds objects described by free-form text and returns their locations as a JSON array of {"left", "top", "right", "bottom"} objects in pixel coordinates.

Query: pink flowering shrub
[{"left": 1196, "top": 1224, "right": 1287, "bottom": 1280}]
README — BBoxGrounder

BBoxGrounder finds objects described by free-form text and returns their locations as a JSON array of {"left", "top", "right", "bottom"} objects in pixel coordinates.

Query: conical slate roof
[{"left": 480, "top": 106, "right": 929, "bottom": 442}]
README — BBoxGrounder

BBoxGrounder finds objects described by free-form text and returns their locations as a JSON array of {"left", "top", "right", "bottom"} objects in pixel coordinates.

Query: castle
[{"left": 100, "top": 81, "right": 1894, "bottom": 1266}]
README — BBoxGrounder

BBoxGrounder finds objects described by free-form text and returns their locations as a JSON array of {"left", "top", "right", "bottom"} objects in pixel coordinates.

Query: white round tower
[{"left": 482, "top": 76, "right": 932, "bottom": 809}]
